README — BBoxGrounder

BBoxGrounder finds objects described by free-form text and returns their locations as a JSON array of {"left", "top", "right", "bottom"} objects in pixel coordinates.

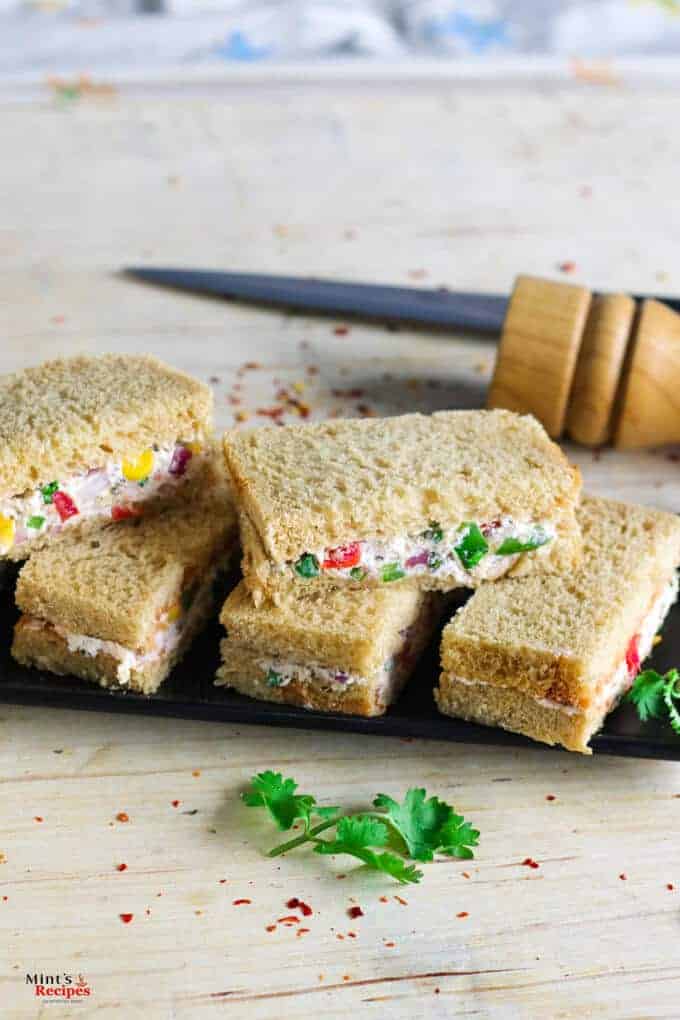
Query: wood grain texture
[
  {"left": 614, "top": 298, "right": 680, "bottom": 449},
  {"left": 566, "top": 293, "right": 636, "bottom": 447},
  {"left": 0, "top": 75, "right": 679, "bottom": 1020},
  {"left": 487, "top": 275, "right": 591, "bottom": 437}
]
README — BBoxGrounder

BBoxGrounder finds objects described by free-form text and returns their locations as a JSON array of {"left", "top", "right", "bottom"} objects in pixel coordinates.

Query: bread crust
[
  {"left": 439, "top": 495, "right": 680, "bottom": 708},
  {"left": 224, "top": 409, "right": 582, "bottom": 563},
  {"left": 0, "top": 355, "right": 213, "bottom": 498},
  {"left": 220, "top": 578, "right": 441, "bottom": 676},
  {"left": 435, "top": 675, "right": 595, "bottom": 754}
]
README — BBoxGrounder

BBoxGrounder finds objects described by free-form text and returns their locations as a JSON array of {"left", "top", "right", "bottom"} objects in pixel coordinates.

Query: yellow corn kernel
[
  {"left": 122, "top": 448, "right": 154, "bottom": 482},
  {"left": 185, "top": 441, "right": 203, "bottom": 456},
  {"left": 0, "top": 514, "right": 15, "bottom": 552},
  {"left": 166, "top": 603, "right": 182, "bottom": 624}
]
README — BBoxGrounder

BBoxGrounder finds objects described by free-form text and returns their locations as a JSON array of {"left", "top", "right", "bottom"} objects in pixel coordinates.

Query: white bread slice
[
  {"left": 436, "top": 495, "right": 680, "bottom": 750},
  {"left": 0, "top": 354, "right": 212, "bottom": 499},
  {"left": 224, "top": 410, "right": 581, "bottom": 563},
  {"left": 14, "top": 463, "right": 237, "bottom": 651},
  {"left": 216, "top": 581, "right": 442, "bottom": 716}
]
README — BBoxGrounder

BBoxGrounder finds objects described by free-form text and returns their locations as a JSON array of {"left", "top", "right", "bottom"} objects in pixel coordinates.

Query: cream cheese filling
[
  {"left": 284, "top": 516, "right": 557, "bottom": 586},
  {"left": 445, "top": 574, "right": 679, "bottom": 718},
  {"left": 0, "top": 439, "right": 204, "bottom": 555}
]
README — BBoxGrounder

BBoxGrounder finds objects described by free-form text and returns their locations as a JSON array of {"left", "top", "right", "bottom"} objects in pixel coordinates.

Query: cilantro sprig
[
  {"left": 627, "top": 669, "right": 680, "bottom": 734},
  {"left": 242, "top": 772, "right": 479, "bottom": 884}
]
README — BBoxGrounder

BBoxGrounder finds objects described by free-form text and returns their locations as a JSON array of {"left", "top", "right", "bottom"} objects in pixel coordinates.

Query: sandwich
[
  {"left": 435, "top": 496, "right": 680, "bottom": 753},
  {"left": 224, "top": 409, "right": 582, "bottom": 606},
  {"left": 12, "top": 466, "right": 238, "bottom": 695},
  {"left": 216, "top": 581, "right": 443, "bottom": 716},
  {"left": 0, "top": 354, "right": 213, "bottom": 560}
]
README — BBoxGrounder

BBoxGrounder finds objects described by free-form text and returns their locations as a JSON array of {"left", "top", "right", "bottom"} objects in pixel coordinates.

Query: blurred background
[{"left": 3, "top": 0, "right": 680, "bottom": 73}]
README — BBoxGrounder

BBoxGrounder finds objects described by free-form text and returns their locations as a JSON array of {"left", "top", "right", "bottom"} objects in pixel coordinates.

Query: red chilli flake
[
  {"left": 546, "top": 795, "right": 556, "bottom": 801},
  {"left": 119, "top": 913, "right": 133, "bottom": 924},
  {"left": 522, "top": 858, "right": 540, "bottom": 869},
  {"left": 333, "top": 325, "right": 349, "bottom": 336},
  {"left": 116, "top": 812, "right": 129, "bottom": 823},
  {"left": 619, "top": 873, "right": 627, "bottom": 881},
  {"left": 667, "top": 884, "right": 674, "bottom": 891},
  {"left": 558, "top": 261, "right": 576, "bottom": 274},
  {"left": 297, "top": 928, "right": 310, "bottom": 937},
  {"left": 232, "top": 899, "right": 252, "bottom": 906},
  {"left": 394, "top": 896, "right": 408, "bottom": 906},
  {"left": 286, "top": 897, "right": 313, "bottom": 917},
  {"left": 347, "top": 906, "right": 364, "bottom": 919},
  {"left": 116, "top": 863, "right": 128, "bottom": 872},
  {"left": 384, "top": 941, "right": 395, "bottom": 948},
  {"left": 171, "top": 800, "right": 180, "bottom": 808},
  {"left": 277, "top": 915, "right": 300, "bottom": 924},
  {"left": 457, "top": 911, "right": 469, "bottom": 919},
  {"left": 336, "top": 933, "right": 345, "bottom": 941},
  {"left": 34, "top": 816, "right": 44, "bottom": 823},
  {"left": 379, "top": 896, "right": 389, "bottom": 903},
  {"left": 266, "top": 924, "right": 277, "bottom": 932}
]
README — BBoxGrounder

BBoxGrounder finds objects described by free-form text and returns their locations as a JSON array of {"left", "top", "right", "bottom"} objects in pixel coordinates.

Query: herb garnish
[
  {"left": 421, "top": 521, "right": 444, "bottom": 543},
  {"left": 294, "top": 553, "right": 320, "bottom": 578},
  {"left": 496, "top": 528, "right": 550, "bottom": 556},
  {"left": 380, "top": 562, "right": 406, "bottom": 583},
  {"left": 627, "top": 668, "right": 680, "bottom": 734},
  {"left": 40, "top": 481, "right": 59, "bottom": 505},
  {"left": 242, "top": 772, "right": 479, "bottom": 884},
  {"left": 454, "top": 523, "right": 488, "bottom": 570}
]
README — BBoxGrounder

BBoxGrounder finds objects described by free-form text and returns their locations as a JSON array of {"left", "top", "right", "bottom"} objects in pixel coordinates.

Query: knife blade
[
  {"left": 123, "top": 267, "right": 509, "bottom": 334},
  {"left": 123, "top": 266, "right": 680, "bottom": 335}
]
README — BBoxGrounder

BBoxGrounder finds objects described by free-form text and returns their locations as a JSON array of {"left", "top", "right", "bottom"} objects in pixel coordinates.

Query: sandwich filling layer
[
  {"left": 443, "top": 573, "right": 678, "bottom": 719},
  {"left": 0, "top": 440, "right": 203, "bottom": 555},
  {"left": 284, "top": 517, "right": 556, "bottom": 586},
  {"left": 18, "top": 564, "right": 220, "bottom": 686},
  {"left": 218, "top": 620, "right": 429, "bottom": 700}
]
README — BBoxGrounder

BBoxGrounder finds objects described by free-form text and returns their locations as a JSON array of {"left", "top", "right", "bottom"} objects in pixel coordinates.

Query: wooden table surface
[{"left": 1, "top": 70, "right": 679, "bottom": 1019}]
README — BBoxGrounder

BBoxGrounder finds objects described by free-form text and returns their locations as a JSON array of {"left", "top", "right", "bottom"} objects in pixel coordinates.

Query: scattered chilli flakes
[
  {"left": 667, "top": 883, "right": 675, "bottom": 891},
  {"left": 119, "top": 913, "right": 133, "bottom": 924},
  {"left": 379, "top": 896, "right": 389, "bottom": 903},
  {"left": 333, "top": 326, "right": 349, "bottom": 336},
  {"left": 116, "top": 863, "right": 128, "bottom": 872},
  {"left": 558, "top": 261, "right": 576, "bottom": 274},
  {"left": 287, "top": 897, "right": 313, "bottom": 917},
  {"left": 394, "top": 896, "right": 408, "bottom": 906},
  {"left": 522, "top": 858, "right": 540, "bottom": 869},
  {"left": 347, "top": 931, "right": 357, "bottom": 938},
  {"left": 457, "top": 911, "right": 469, "bottom": 919},
  {"left": 116, "top": 812, "right": 129, "bottom": 823},
  {"left": 619, "top": 873, "right": 627, "bottom": 881},
  {"left": 278, "top": 915, "right": 300, "bottom": 924},
  {"left": 34, "top": 817, "right": 44, "bottom": 823},
  {"left": 219, "top": 879, "right": 227, "bottom": 885},
  {"left": 244, "top": 361, "right": 262, "bottom": 370},
  {"left": 384, "top": 941, "right": 396, "bottom": 948},
  {"left": 297, "top": 928, "right": 310, "bottom": 937},
  {"left": 171, "top": 800, "right": 180, "bottom": 808},
  {"left": 462, "top": 872, "right": 470, "bottom": 879},
  {"left": 546, "top": 795, "right": 556, "bottom": 801},
  {"left": 233, "top": 899, "right": 252, "bottom": 906},
  {"left": 266, "top": 924, "right": 277, "bottom": 932},
  {"left": 347, "top": 906, "right": 363, "bottom": 919},
  {"left": 257, "top": 406, "right": 285, "bottom": 420}
]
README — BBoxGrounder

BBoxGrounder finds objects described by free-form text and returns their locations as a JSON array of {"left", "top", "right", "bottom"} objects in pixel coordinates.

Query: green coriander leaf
[
  {"left": 314, "top": 814, "right": 388, "bottom": 852},
  {"left": 380, "top": 562, "right": 406, "bottom": 583},
  {"left": 454, "top": 523, "right": 488, "bottom": 570},
  {"left": 626, "top": 669, "right": 669, "bottom": 722},
  {"left": 373, "top": 788, "right": 478, "bottom": 862},
  {"left": 350, "top": 566, "right": 366, "bottom": 581},
  {"left": 26, "top": 515, "right": 45, "bottom": 529},
  {"left": 663, "top": 671, "right": 680, "bottom": 734},
  {"left": 295, "top": 553, "right": 320, "bottom": 579},
  {"left": 266, "top": 669, "right": 283, "bottom": 687},
  {"left": 40, "top": 481, "right": 59, "bottom": 505},
  {"left": 242, "top": 771, "right": 316, "bottom": 830},
  {"left": 315, "top": 806, "right": 341, "bottom": 819},
  {"left": 496, "top": 528, "right": 550, "bottom": 556},
  {"left": 427, "top": 552, "right": 442, "bottom": 571}
]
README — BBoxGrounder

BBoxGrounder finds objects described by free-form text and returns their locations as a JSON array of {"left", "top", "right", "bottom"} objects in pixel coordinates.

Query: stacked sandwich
[
  {"left": 3, "top": 355, "right": 239, "bottom": 694},
  {"left": 216, "top": 410, "right": 585, "bottom": 718}
]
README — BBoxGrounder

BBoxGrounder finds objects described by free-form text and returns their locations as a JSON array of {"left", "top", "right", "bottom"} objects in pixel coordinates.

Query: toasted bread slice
[
  {"left": 13, "top": 469, "right": 238, "bottom": 692},
  {"left": 225, "top": 410, "right": 582, "bottom": 604},
  {"left": 216, "top": 580, "right": 443, "bottom": 716},
  {"left": 436, "top": 496, "right": 680, "bottom": 752},
  {"left": 0, "top": 355, "right": 213, "bottom": 560}
]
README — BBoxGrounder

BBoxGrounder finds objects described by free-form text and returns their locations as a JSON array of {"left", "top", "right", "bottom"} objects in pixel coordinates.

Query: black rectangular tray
[{"left": 1, "top": 579, "right": 679, "bottom": 760}]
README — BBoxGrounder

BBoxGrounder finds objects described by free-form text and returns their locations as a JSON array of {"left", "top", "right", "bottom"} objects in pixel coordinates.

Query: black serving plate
[{"left": 1, "top": 576, "right": 679, "bottom": 760}]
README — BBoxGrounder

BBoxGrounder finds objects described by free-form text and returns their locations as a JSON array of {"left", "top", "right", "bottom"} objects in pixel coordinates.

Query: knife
[{"left": 123, "top": 266, "right": 680, "bottom": 335}]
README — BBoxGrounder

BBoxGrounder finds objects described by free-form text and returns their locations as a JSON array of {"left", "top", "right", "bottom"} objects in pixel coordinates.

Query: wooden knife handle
[{"left": 487, "top": 274, "right": 680, "bottom": 449}]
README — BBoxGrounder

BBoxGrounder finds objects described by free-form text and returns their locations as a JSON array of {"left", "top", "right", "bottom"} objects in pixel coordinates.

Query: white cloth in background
[{"left": 0, "top": 0, "right": 679, "bottom": 72}]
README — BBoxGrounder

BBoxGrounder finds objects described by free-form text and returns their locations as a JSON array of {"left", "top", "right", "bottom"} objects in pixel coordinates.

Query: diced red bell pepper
[
  {"left": 53, "top": 491, "right": 79, "bottom": 522},
  {"left": 323, "top": 542, "right": 361, "bottom": 570},
  {"left": 112, "top": 504, "right": 142, "bottom": 522},
  {"left": 625, "top": 634, "right": 641, "bottom": 677}
]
